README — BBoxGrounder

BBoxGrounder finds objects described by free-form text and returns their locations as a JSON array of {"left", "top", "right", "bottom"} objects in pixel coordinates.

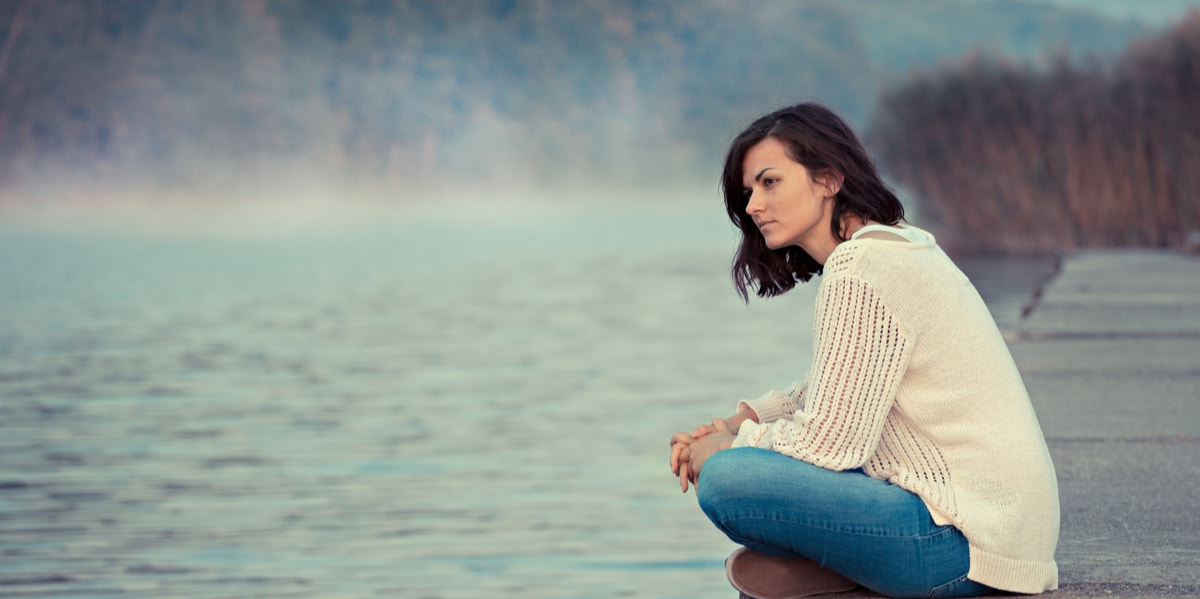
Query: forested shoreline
[
  {"left": 872, "top": 10, "right": 1200, "bottom": 253},
  {"left": 0, "top": 0, "right": 1145, "bottom": 205},
  {"left": 2, "top": 0, "right": 1195, "bottom": 250}
]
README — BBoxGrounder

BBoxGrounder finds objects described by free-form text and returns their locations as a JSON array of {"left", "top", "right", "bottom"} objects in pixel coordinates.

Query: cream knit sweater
[{"left": 731, "top": 225, "right": 1059, "bottom": 594}]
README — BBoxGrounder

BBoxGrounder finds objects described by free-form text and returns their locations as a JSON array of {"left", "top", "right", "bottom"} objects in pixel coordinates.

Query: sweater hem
[{"left": 967, "top": 545, "right": 1058, "bottom": 594}]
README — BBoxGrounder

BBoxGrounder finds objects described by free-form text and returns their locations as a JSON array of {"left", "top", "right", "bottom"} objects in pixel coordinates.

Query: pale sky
[{"left": 1021, "top": 0, "right": 1199, "bottom": 25}]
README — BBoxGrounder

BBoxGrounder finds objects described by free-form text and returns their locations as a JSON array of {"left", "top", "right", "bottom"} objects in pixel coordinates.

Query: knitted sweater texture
[{"left": 732, "top": 226, "right": 1059, "bottom": 594}]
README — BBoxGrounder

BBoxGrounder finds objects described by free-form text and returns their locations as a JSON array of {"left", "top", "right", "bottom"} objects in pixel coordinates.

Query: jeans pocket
[{"left": 926, "top": 574, "right": 995, "bottom": 598}]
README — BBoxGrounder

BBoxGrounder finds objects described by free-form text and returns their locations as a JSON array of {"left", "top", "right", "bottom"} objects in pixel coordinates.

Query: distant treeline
[
  {"left": 0, "top": 0, "right": 1142, "bottom": 202},
  {"left": 871, "top": 11, "right": 1200, "bottom": 253},
  {"left": 0, "top": 0, "right": 869, "bottom": 197}
]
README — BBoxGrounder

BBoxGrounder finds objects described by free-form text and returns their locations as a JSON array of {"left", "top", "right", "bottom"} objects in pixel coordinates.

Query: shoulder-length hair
[{"left": 722, "top": 103, "right": 904, "bottom": 302}]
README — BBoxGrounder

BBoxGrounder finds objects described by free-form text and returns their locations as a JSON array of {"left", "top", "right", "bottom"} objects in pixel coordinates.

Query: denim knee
[{"left": 696, "top": 448, "right": 757, "bottom": 525}]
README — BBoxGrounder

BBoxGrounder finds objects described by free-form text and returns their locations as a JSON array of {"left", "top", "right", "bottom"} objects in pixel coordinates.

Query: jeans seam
[
  {"left": 722, "top": 514, "right": 958, "bottom": 541},
  {"left": 925, "top": 573, "right": 974, "bottom": 598}
]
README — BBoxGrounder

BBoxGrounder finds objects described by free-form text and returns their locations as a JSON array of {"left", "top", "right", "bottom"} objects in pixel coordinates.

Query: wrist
[{"left": 728, "top": 408, "right": 758, "bottom": 433}]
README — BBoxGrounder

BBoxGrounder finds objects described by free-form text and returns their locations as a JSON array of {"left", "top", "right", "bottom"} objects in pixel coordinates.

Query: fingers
[
  {"left": 672, "top": 421, "right": 719, "bottom": 450},
  {"left": 670, "top": 442, "right": 687, "bottom": 475},
  {"left": 677, "top": 444, "right": 695, "bottom": 492},
  {"left": 670, "top": 419, "right": 728, "bottom": 493},
  {"left": 669, "top": 431, "right": 695, "bottom": 474},
  {"left": 684, "top": 444, "right": 700, "bottom": 485},
  {"left": 669, "top": 425, "right": 711, "bottom": 474}
]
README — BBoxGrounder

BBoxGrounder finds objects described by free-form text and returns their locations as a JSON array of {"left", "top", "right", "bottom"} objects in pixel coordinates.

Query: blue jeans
[{"left": 697, "top": 448, "right": 995, "bottom": 598}]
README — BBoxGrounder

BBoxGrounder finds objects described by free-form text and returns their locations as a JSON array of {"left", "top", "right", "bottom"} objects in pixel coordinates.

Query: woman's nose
[{"left": 745, "top": 192, "right": 763, "bottom": 215}]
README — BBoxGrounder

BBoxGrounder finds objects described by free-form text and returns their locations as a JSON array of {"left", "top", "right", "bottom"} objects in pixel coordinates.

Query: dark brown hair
[{"left": 722, "top": 103, "right": 904, "bottom": 301}]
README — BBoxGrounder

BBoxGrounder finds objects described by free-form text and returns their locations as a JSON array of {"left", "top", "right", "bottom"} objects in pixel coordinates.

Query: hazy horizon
[{"left": 2, "top": 0, "right": 1196, "bottom": 232}]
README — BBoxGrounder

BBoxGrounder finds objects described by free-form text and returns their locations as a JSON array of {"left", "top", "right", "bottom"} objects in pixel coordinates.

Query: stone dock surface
[{"left": 1010, "top": 251, "right": 1200, "bottom": 598}]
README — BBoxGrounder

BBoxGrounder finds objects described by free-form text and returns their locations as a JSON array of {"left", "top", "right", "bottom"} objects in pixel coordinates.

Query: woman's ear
[{"left": 818, "top": 169, "right": 844, "bottom": 198}]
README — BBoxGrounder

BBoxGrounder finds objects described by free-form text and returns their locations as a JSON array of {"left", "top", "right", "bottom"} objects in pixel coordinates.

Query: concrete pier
[{"left": 1012, "top": 251, "right": 1200, "bottom": 598}]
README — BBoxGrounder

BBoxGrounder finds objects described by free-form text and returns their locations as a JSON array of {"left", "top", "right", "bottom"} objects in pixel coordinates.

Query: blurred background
[
  {"left": 1, "top": 1, "right": 1197, "bottom": 597},
  {"left": 1, "top": 0, "right": 1197, "bottom": 247}
]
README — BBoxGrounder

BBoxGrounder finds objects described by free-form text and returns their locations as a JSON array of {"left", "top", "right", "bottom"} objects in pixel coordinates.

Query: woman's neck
[
  {"left": 808, "top": 215, "right": 873, "bottom": 265},
  {"left": 842, "top": 216, "right": 874, "bottom": 239}
]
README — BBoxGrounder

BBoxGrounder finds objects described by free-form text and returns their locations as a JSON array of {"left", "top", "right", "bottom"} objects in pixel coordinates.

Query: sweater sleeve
[
  {"left": 732, "top": 275, "right": 914, "bottom": 471},
  {"left": 736, "top": 380, "right": 806, "bottom": 424}
]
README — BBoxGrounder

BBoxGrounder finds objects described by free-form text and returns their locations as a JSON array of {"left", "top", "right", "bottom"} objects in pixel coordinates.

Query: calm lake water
[{"left": 0, "top": 200, "right": 1050, "bottom": 598}]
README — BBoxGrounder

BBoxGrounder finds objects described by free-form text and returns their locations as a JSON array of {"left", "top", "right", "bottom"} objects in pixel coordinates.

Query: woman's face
[{"left": 741, "top": 137, "right": 836, "bottom": 253}]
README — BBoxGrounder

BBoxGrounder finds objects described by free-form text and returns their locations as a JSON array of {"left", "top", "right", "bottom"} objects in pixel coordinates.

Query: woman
[{"left": 669, "top": 103, "right": 1059, "bottom": 598}]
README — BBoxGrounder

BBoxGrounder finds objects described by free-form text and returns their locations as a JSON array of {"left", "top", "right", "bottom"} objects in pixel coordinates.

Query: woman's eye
[
  {"left": 763, "top": 178, "right": 778, "bottom": 187},
  {"left": 742, "top": 187, "right": 752, "bottom": 199}
]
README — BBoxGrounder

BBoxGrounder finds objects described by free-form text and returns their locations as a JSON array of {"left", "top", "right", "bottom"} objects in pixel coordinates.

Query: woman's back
[{"left": 823, "top": 227, "right": 1060, "bottom": 592}]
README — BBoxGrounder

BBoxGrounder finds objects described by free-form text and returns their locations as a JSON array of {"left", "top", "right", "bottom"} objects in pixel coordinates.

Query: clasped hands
[{"left": 669, "top": 413, "right": 747, "bottom": 493}]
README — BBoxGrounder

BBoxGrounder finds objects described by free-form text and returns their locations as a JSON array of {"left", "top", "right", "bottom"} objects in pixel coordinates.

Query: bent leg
[{"left": 697, "top": 448, "right": 993, "bottom": 598}]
